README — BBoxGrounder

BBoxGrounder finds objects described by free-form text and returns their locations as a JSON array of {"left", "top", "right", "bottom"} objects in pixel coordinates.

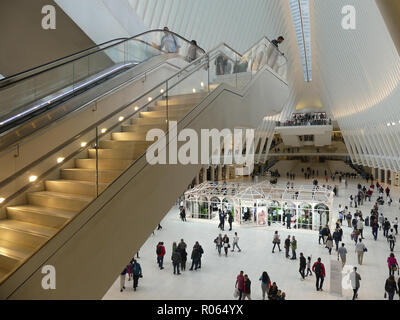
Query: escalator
[
  {"left": 0, "top": 29, "right": 205, "bottom": 151},
  {"left": 0, "top": 36, "right": 289, "bottom": 299}
]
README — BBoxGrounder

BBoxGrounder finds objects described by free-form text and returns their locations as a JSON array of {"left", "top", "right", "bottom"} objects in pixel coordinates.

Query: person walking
[
  {"left": 178, "top": 246, "right": 187, "bottom": 271},
  {"left": 338, "top": 243, "right": 348, "bottom": 268},
  {"left": 231, "top": 232, "right": 241, "bottom": 252},
  {"left": 312, "top": 258, "right": 326, "bottom": 291},
  {"left": 387, "top": 253, "right": 399, "bottom": 277},
  {"left": 355, "top": 239, "right": 366, "bottom": 265},
  {"left": 215, "top": 234, "right": 223, "bottom": 256},
  {"left": 285, "top": 235, "right": 291, "bottom": 258},
  {"left": 388, "top": 229, "right": 396, "bottom": 252},
  {"left": 326, "top": 234, "right": 334, "bottom": 255},
  {"left": 393, "top": 217, "right": 398, "bottom": 235},
  {"left": 272, "top": 231, "right": 281, "bottom": 253},
  {"left": 189, "top": 244, "right": 200, "bottom": 271},
  {"left": 228, "top": 213, "right": 234, "bottom": 231},
  {"left": 306, "top": 256, "right": 313, "bottom": 277},
  {"left": 197, "top": 242, "right": 204, "bottom": 269},
  {"left": 171, "top": 248, "right": 182, "bottom": 275},
  {"left": 384, "top": 218, "right": 391, "bottom": 238},
  {"left": 120, "top": 265, "right": 129, "bottom": 292},
  {"left": 223, "top": 234, "right": 230, "bottom": 257},
  {"left": 156, "top": 242, "right": 166, "bottom": 270},
  {"left": 379, "top": 214, "right": 384, "bottom": 231},
  {"left": 259, "top": 271, "right": 271, "bottom": 300},
  {"left": 333, "top": 229, "right": 341, "bottom": 251},
  {"left": 346, "top": 212, "right": 352, "bottom": 228},
  {"left": 372, "top": 220, "right": 379, "bottom": 241},
  {"left": 242, "top": 274, "right": 252, "bottom": 300},
  {"left": 318, "top": 226, "right": 323, "bottom": 245},
  {"left": 350, "top": 267, "right": 361, "bottom": 300},
  {"left": 299, "top": 253, "right": 306, "bottom": 280},
  {"left": 357, "top": 218, "right": 365, "bottom": 239},
  {"left": 131, "top": 259, "right": 142, "bottom": 291},
  {"left": 290, "top": 236, "right": 297, "bottom": 260},
  {"left": 385, "top": 275, "right": 398, "bottom": 300},
  {"left": 235, "top": 271, "right": 245, "bottom": 300}
]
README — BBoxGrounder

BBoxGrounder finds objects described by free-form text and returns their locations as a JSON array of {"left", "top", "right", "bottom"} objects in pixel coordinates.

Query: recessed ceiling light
[{"left": 29, "top": 175, "right": 38, "bottom": 182}]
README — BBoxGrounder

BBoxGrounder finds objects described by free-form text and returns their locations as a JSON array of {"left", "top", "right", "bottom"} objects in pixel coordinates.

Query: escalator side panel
[{"left": 2, "top": 66, "right": 289, "bottom": 299}]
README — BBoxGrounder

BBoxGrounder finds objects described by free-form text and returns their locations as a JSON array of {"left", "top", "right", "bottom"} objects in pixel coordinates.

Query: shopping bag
[{"left": 233, "top": 288, "right": 239, "bottom": 298}]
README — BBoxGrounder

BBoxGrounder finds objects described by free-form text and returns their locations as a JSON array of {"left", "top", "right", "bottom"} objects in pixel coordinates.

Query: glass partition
[{"left": 0, "top": 37, "right": 288, "bottom": 284}]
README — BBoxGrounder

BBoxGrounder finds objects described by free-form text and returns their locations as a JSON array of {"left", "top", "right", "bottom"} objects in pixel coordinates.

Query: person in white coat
[
  {"left": 350, "top": 267, "right": 361, "bottom": 300},
  {"left": 357, "top": 219, "right": 364, "bottom": 239}
]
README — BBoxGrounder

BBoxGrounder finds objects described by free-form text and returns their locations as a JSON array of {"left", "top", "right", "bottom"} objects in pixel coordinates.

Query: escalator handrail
[
  {"left": 0, "top": 29, "right": 206, "bottom": 89},
  {"left": 0, "top": 38, "right": 128, "bottom": 87},
  {"left": 0, "top": 37, "right": 287, "bottom": 205}
]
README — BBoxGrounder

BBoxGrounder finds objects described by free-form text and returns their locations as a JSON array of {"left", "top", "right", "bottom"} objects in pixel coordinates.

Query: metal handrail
[
  {"left": 0, "top": 36, "right": 287, "bottom": 205},
  {"left": 0, "top": 29, "right": 206, "bottom": 89},
  {"left": 0, "top": 38, "right": 128, "bottom": 87}
]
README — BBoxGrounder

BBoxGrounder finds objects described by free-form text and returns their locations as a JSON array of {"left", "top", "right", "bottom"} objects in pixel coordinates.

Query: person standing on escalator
[{"left": 159, "top": 27, "right": 180, "bottom": 53}]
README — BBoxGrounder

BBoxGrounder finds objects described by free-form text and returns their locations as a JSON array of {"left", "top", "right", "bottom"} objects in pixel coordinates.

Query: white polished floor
[{"left": 103, "top": 177, "right": 400, "bottom": 300}]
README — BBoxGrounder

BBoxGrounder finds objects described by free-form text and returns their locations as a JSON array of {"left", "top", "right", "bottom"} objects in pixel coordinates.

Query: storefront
[{"left": 184, "top": 181, "right": 334, "bottom": 231}]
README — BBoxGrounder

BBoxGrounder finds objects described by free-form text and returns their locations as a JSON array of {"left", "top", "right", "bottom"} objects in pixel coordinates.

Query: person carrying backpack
[
  {"left": 156, "top": 242, "right": 166, "bottom": 270},
  {"left": 312, "top": 258, "right": 326, "bottom": 291}
]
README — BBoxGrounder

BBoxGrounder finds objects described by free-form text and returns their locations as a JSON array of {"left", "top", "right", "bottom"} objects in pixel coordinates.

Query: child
[{"left": 306, "top": 255, "right": 313, "bottom": 277}]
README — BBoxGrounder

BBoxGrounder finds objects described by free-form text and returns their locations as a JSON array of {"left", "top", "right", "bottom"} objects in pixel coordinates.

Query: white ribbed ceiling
[{"left": 59, "top": 0, "right": 400, "bottom": 171}]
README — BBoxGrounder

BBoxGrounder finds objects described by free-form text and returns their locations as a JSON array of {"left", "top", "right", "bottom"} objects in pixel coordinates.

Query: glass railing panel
[{"left": 0, "top": 30, "right": 200, "bottom": 131}]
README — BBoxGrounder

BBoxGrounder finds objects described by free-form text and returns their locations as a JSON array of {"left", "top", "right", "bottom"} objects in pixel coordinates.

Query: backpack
[
  {"left": 314, "top": 263, "right": 322, "bottom": 275},
  {"left": 156, "top": 246, "right": 162, "bottom": 255}
]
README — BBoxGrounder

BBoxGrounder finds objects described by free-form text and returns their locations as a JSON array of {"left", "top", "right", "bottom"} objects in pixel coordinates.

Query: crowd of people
[{"left": 277, "top": 112, "right": 332, "bottom": 127}]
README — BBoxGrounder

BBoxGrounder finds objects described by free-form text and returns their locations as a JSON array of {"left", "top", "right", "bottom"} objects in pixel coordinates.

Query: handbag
[{"left": 363, "top": 248, "right": 368, "bottom": 252}]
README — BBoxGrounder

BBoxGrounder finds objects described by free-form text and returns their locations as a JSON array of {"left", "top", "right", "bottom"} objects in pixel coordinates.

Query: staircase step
[
  {"left": 139, "top": 110, "right": 188, "bottom": 119},
  {"left": 111, "top": 132, "right": 149, "bottom": 141},
  {"left": 155, "top": 93, "right": 206, "bottom": 106},
  {"left": 7, "top": 205, "right": 76, "bottom": 229},
  {"left": 28, "top": 191, "right": 93, "bottom": 212},
  {"left": 148, "top": 104, "right": 193, "bottom": 112},
  {"left": 45, "top": 180, "right": 107, "bottom": 197},
  {"left": 0, "top": 239, "right": 35, "bottom": 260},
  {"left": 121, "top": 123, "right": 168, "bottom": 133},
  {"left": 99, "top": 140, "right": 151, "bottom": 150},
  {"left": 88, "top": 148, "right": 141, "bottom": 160},
  {"left": 61, "top": 168, "right": 122, "bottom": 183},
  {"left": 130, "top": 117, "right": 168, "bottom": 125},
  {"left": 75, "top": 158, "right": 132, "bottom": 170}
]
